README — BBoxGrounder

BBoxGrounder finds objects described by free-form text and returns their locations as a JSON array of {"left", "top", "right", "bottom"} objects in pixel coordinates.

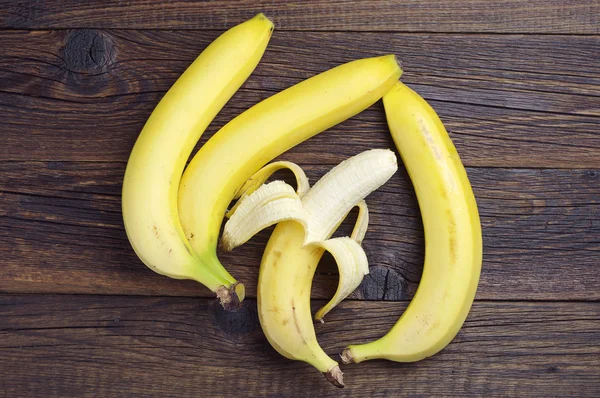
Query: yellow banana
[
  {"left": 178, "top": 56, "right": 402, "bottom": 287},
  {"left": 121, "top": 14, "right": 272, "bottom": 307},
  {"left": 256, "top": 150, "right": 397, "bottom": 388},
  {"left": 341, "top": 82, "right": 483, "bottom": 364}
]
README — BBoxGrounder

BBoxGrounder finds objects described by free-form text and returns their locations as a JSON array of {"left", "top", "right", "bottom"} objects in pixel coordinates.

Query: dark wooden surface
[
  {"left": 2, "top": 30, "right": 599, "bottom": 167},
  {"left": 1, "top": 295, "right": 599, "bottom": 397},
  {"left": 3, "top": 164, "right": 600, "bottom": 301},
  {"left": 1, "top": 1, "right": 598, "bottom": 33},
  {"left": 1, "top": 1, "right": 599, "bottom": 396}
]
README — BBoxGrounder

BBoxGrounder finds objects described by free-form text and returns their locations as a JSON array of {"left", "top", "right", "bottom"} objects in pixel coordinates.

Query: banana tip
[
  {"left": 394, "top": 54, "right": 403, "bottom": 71},
  {"left": 314, "top": 309, "right": 325, "bottom": 323},
  {"left": 323, "top": 365, "right": 344, "bottom": 388},
  {"left": 254, "top": 12, "right": 274, "bottom": 30},
  {"left": 340, "top": 348, "right": 354, "bottom": 365},
  {"left": 381, "top": 54, "right": 402, "bottom": 72},
  {"left": 218, "top": 236, "right": 234, "bottom": 252}
]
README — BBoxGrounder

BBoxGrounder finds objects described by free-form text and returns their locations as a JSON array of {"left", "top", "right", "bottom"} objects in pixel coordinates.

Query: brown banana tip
[
  {"left": 217, "top": 239, "right": 228, "bottom": 252},
  {"left": 393, "top": 54, "right": 403, "bottom": 71},
  {"left": 255, "top": 12, "right": 274, "bottom": 30},
  {"left": 215, "top": 283, "right": 245, "bottom": 311},
  {"left": 323, "top": 365, "right": 344, "bottom": 388},
  {"left": 340, "top": 348, "right": 354, "bottom": 365},
  {"left": 217, "top": 234, "right": 234, "bottom": 252}
]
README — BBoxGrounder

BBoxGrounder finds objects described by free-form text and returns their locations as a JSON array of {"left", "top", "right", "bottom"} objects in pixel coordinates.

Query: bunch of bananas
[{"left": 122, "top": 14, "right": 482, "bottom": 388}]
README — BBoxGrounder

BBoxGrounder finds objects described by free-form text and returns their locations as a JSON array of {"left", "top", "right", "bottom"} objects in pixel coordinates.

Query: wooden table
[{"left": 1, "top": 1, "right": 599, "bottom": 396}]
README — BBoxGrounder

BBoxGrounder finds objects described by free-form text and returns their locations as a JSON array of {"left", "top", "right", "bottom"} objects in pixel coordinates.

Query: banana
[
  {"left": 121, "top": 14, "right": 272, "bottom": 308},
  {"left": 177, "top": 56, "right": 402, "bottom": 289},
  {"left": 341, "top": 82, "right": 482, "bottom": 364},
  {"left": 221, "top": 149, "right": 398, "bottom": 387}
]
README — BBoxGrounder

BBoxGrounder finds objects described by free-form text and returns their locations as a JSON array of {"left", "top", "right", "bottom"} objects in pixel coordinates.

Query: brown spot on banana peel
[
  {"left": 270, "top": 304, "right": 281, "bottom": 314},
  {"left": 291, "top": 299, "right": 308, "bottom": 345},
  {"left": 449, "top": 234, "right": 458, "bottom": 263},
  {"left": 270, "top": 250, "right": 283, "bottom": 267},
  {"left": 447, "top": 208, "right": 458, "bottom": 263},
  {"left": 418, "top": 118, "right": 443, "bottom": 161}
]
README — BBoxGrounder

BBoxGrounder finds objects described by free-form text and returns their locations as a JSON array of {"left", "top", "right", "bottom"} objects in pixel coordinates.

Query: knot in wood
[
  {"left": 359, "top": 266, "right": 408, "bottom": 300},
  {"left": 60, "top": 29, "right": 115, "bottom": 73},
  {"left": 586, "top": 170, "right": 597, "bottom": 179},
  {"left": 211, "top": 300, "right": 259, "bottom": 337}
]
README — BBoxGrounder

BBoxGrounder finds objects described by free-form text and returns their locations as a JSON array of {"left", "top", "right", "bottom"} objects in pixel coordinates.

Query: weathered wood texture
[
  {"left": 1, "top": 295, "right": 598, "bottom": 397},
  {"left": 1, "top": 0, "right": 598, "bottom": 33},
  {"left": 1, "top": 30, "right": 599, "bottom": 167},
  {"left": 2, "top": 163, "right": 599, "bottom": 300},
  {"left": 1, "top": 1, "right": 599, "bottom": 397}
]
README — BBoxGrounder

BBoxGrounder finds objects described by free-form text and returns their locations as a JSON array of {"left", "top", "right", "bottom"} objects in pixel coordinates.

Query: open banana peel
[
  {"left": 122, "top": 14, "right": 482, "bottom": 389},
  {"left": 222, "top": 149, "right": 397, "bottom": 387},
  {"left": 224, "top": 149, "right": 396, "bottom": 318}
]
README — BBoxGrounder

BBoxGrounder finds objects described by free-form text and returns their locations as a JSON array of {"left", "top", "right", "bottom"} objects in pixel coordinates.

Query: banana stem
[
  {"left": 340, "top": 348, "right": 355, "bottom": 364},
  {"left": 323, "top": 365, "right": 344, "bottom": 388},
  {"left": 215, "top": 283, "right": 245, "bottom": 311},
  {"left": 186, "top": 254, "right": 243, "bottom": 310}
]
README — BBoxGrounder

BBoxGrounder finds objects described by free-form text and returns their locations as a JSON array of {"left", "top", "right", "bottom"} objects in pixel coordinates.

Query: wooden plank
[
  {"left": 0, "top": 295, "right": 598, "bottom": 397},
  {"left": 0, "top": 0, "right": 598, "bottom": 33},
  {"left": 2, "top": 163, "right": 598, "bottom": 300},
  {"left": 0, "top": 30, "right": 598, "bottom": 168}
]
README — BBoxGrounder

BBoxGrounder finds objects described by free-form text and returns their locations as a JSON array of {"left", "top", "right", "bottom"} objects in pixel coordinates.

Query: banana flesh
[
  {"left": 221, "top": 181, "right": 307, "bottom": 252},
  {"left": 341, "top": 82, "right": 483, "bottom": 364},
  {"left": 177, "top": 56, "right": 402, "bottom": 289},
  {"left": 223, "top": 149, "right": 396, "bottom": 250},
  {"left": 230, "top": 160, "right": 310, "bottom": 213},
  {"left": 224, "top": 149, "right": 397, "bottom": 387},
  {"left": 121, "top": 14, "right": 272, "bottom": 307},
  {"left": 300, "top": 150, "right": 397, "bottom": 245}
]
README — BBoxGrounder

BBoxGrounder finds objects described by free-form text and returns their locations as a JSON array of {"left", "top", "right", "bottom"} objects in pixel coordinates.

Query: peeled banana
[
  {"left": 222, "top": 149, "right": 398, "bottom": 387},
  {"left": 121, "top": 14, "right": 272, "bottom": 307},
  {"left": 341, "top": 82, "right": 483, "bottom": 364},
  {"left": 177, "top": 56, "right": 402, "bottom": 296}
]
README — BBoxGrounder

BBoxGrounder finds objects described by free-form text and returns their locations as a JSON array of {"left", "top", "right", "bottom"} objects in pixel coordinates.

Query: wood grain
[
  {"left": 1, "top": 30, "right": 599, "bottom": 167},
  {"left": 0, "top": 295, "right": 598, "bottom": 397},
  {"left": 2, "top": 162, "right": 598, "bottom": 300},
  {"left": 1, "top": 0, "right": 598, "bottom": 33},
  {"left": 1, "top": 1, "right": 599, "bottom": 396}
]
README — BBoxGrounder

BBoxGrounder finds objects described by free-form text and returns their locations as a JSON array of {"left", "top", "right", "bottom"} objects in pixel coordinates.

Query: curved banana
[
  {"left": 121, "top": 14, "right": 272, "bottom": 307},
  {"left": 341, "top": 82, "right": 482, "bottom": 364},
  {"left": 178, "top": 55, "right": 402, "bottom": 284},
  {"left": 252, "top": 150, "right": 398, "bottom": 387}
]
